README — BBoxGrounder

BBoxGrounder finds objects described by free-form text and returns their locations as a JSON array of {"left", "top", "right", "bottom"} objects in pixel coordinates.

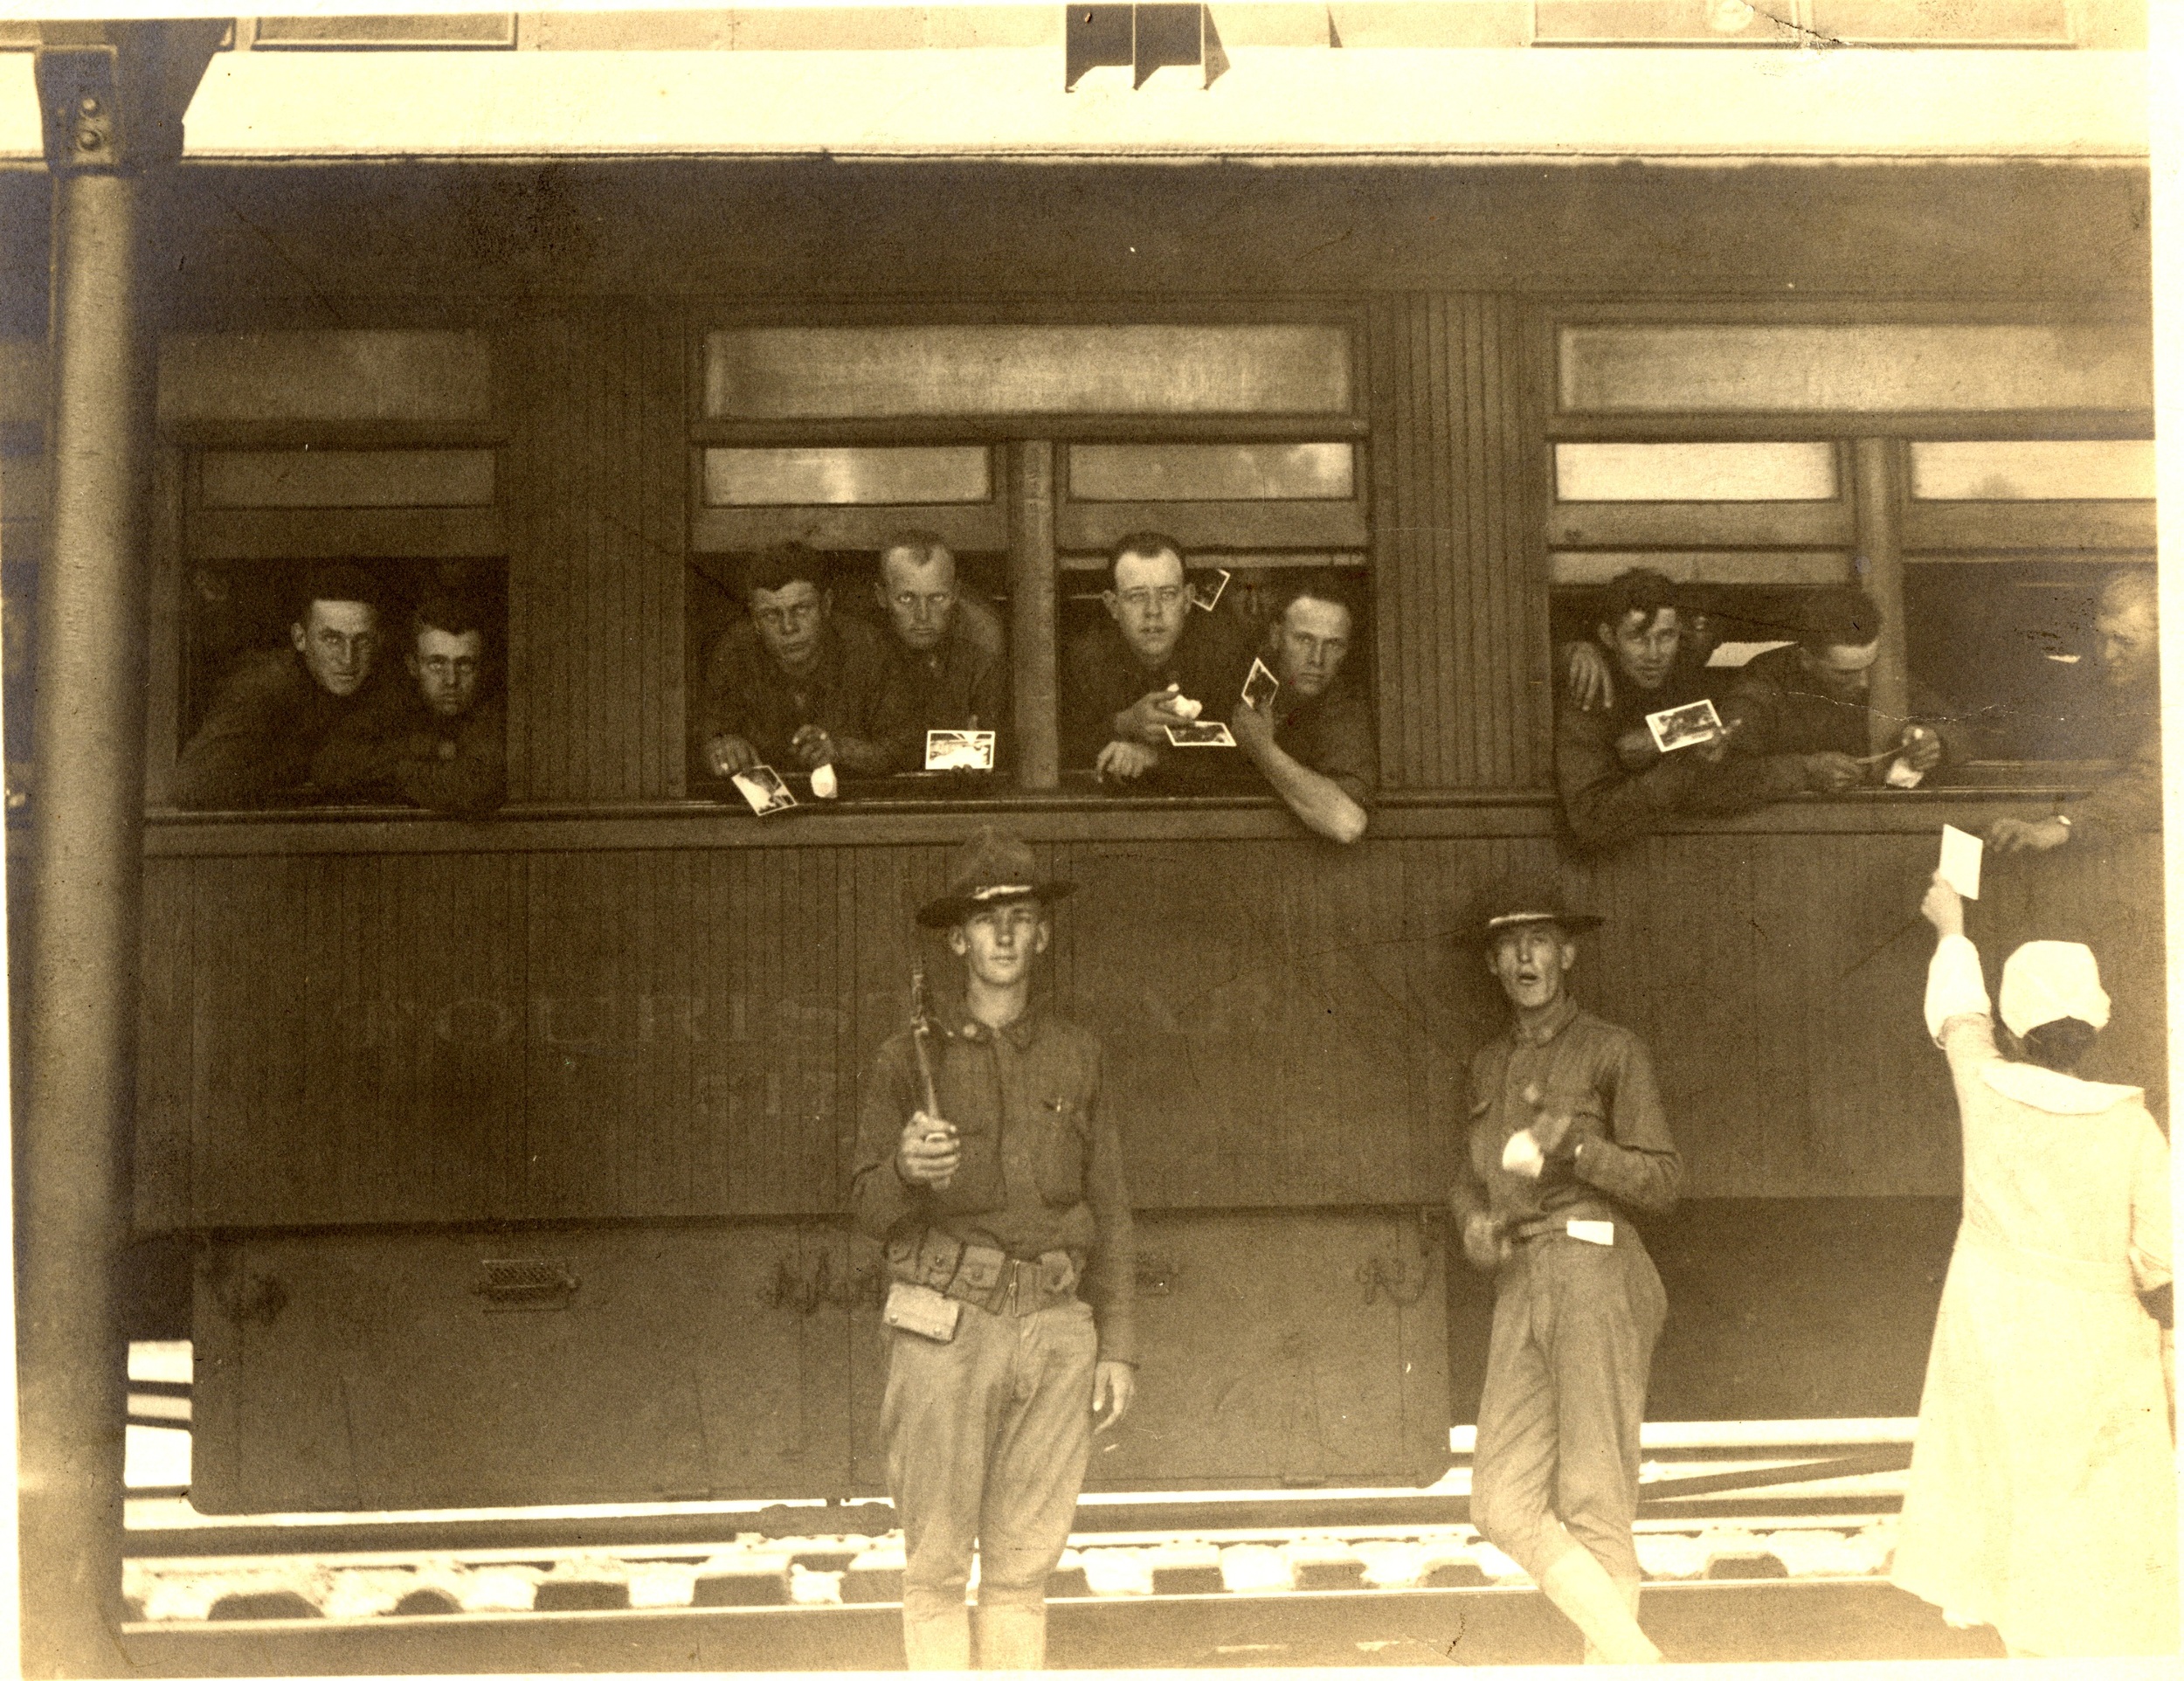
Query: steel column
[
  {"left": 20, "top": 22, "right": 223, "bottom": 1676},
  {"left": 18, "top": 156, "right": 152, "bottom": 1681}
]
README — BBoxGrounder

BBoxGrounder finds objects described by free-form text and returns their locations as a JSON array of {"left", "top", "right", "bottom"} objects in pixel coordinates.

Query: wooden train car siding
[
  {"left": 506, "top": 304, "right": 688, "bottom": 804},
  {"left": 128, "top": 812, "right": 2120, "bottom": 1235},
  {"left": 189, "top": 1208, "right": 1450, "bottom": 1512}
]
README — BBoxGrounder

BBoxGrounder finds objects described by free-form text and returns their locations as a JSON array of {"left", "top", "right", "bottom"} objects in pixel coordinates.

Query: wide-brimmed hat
[
  {"left": 916, "top": 827, "right": 1076, "bottom": 929},
  {"left": 1470, "top": 873, "right": 1605, "bottom": 944}
]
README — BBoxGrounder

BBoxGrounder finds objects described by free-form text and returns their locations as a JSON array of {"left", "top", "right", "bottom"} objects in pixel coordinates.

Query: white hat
[{"left": 1998, "top": 940, "right": 2111, "bottom": 1038}]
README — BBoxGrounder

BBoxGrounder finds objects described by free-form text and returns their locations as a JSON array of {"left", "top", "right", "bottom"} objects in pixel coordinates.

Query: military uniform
[
  {"left": 848, "top": 834, "right": 1135, "bottom": 1671},
  {"left": 1449, "top": 880, "right": 1683, "bottom": 1664}
]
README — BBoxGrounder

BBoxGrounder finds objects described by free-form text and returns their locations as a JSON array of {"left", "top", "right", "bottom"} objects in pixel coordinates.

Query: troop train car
[{"left": 1, "top": 3, "right": 2160, "bottom": 1543}]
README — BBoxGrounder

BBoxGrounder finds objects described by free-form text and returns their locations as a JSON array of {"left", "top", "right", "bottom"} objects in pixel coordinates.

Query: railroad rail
[{"left": 120, "top": 1344, "right": 1996, "bottom": 1669}]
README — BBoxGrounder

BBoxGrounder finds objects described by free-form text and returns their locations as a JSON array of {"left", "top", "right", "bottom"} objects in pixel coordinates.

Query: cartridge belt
[{"left": 887, "top": 1228, "right": 1079, "bottom": 1317}]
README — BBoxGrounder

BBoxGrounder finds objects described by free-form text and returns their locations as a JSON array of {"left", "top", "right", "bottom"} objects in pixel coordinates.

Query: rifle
[{"left": 909, "top": 958, "right": 942, "bottom": 1118}]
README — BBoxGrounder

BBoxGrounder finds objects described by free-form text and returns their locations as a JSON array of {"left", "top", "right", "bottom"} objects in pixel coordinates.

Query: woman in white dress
[{"left": 1891, "top": 873, "right": 2175, "bottom": 1657}]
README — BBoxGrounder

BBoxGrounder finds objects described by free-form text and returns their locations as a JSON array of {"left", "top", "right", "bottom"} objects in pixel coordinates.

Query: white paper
[
  {"left": 1566, "top": 1220, "right": 1616, "bottom": 1247},
  {"left": 1939, "top": 824, "right": 1983, "bottom": 901},
  {"left": 1500, "top": 1129, "right": 1545, "bottom": 1178},
  {"left": 729, "top": 766, "right": 797, "bottom": 815},
  {"left": 1644, "top": 697, "right": 1724, "bottom": 754},
  {"left": 924, "top": 730, "right": 996, "bottom": 771}
]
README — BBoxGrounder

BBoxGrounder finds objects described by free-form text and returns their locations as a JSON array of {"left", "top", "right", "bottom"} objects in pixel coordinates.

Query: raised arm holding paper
[{"left": 1890, "top": 872, "right": 2174, "bottom": 1657}]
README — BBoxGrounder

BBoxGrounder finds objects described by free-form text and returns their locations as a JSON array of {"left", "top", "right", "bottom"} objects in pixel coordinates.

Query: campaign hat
[
  {"left": 1471, "top": 872, "right": 1605, "bottom": 944},
  {"left": 916, "top": 827, "right": 1075, "bottom": 929}
]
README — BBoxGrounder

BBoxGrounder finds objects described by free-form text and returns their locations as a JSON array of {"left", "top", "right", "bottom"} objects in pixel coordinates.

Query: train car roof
[{"left": 0, "top": 13, "right": 2151, "bottom": 165}]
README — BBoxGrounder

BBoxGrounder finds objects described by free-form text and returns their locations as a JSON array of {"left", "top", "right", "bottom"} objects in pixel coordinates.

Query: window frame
[{"left": 1537, "top": 300, "right": 2156, "bottom": 780}]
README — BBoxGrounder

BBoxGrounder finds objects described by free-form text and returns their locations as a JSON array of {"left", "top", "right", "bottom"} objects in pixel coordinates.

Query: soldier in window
[
  {"left": 1553, "top": 569, "right": 1753, "bottom": 854},
  {"left": 309, "top": 592, "right": 505, "bottom": 817},
  {"left": 868, "top": 530, "right": 1010, "bottom": 773},
  {"left": 1988, "top": 569, "right": 2160, "bottom": 855},
  {"left": 173, "top": 563, "right": 383, "bottom": 810},
  {"left": 1718, "top": 585, "right": 1946, "bottom": 795},
  {"left": 694, "top": 542, "right": 889, "bottom": 784},
  {"left": 1228, "top": 571, "right": 1374, "bottom": 843},
  {"left": 1060, "top": 531, "right": 1253, "bottom": 785}
]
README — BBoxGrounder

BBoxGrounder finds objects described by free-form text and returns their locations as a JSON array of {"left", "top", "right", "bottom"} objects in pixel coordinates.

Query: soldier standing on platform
[
  {"left": 1450, "top": 875, "right": 1684, "bottom": 1665},
  {"left": 850, "top": 828, "right": 1137, "bottom": 1670}
]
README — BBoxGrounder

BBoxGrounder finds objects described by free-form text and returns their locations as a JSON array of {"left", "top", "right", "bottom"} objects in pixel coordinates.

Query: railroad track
[{"left": 122, "top": 1343, "right": 1997, "bottom": 1670}]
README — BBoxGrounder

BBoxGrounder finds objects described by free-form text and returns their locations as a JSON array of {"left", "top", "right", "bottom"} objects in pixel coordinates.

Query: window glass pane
[
  {"left": 1909, "top": 439, "right": 2155, "bottom": 502},
  {"left": 1904, "top": 559, "right": 2154, "bottom": 759},
  {"left": 1559, "top": 324, "right": 2151, "bottom": 413},
  {"left": 1554, "top": 442, "right": 1835, "bottom": 502},
  {"left": 161, "top": 330, "right": 494, "bottom": 426},
  {"left": 1549, "top": 550, "right": 1849, "bottom": 586},
  {"left": 1068, "top": 443, "right": 1355, "bottom": 502},
  {"left": 702, "top": 446, "right": 991, "bottom": 507},
  {"left": 202, "top": 449, "right": 495, "bottom": 509},
  {"left": 704, "top": 326, "right": 1352, "bottom": 419}
]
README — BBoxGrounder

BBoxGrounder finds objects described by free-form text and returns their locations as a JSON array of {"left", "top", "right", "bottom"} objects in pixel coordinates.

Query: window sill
[{"left": 127, "top": 773, "right": 2139, "bottom": 856}]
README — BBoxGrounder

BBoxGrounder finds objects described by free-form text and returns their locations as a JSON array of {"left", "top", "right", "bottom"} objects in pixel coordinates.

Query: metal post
[
  {"left": 1009, "top": 440, "right": 1060, "bottom": 791},
  {"left": 20, "top": 24, "right": 222, "bottom": 1676},
  {"left": 1852, "top": 437, "right": 1910, "bottom": 757}
]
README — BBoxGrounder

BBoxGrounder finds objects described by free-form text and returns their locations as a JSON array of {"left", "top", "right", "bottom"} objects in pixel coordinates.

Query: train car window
[
  {"left": 702, "top": 325, "right": 1354, "bottom": 419},
  {"left": 1907, "top": 439, "right": 2155, "bottom": 502},
  {"left": 1054, "top": 441, "right": 1369, "bottom": 554},
  {"left": 179, "top": 556, "right": 508, "bottom": 751},
  {"left": 1557, "top": 322, "right": 2151, "bottom": 415},
  {"left": 701, "top": 446, "right": 992, "bottom": 507},
  {"left": 1902, "top": 558, "right": 2154, "bottom": 763},
  {"left": 1553, "top": 441, "right": 1837, "bottom": 502},
  {"left": 685, "top": 546, "right": 1013, "bottom": 793},
  {"left": 160, "top": 329, "right": 494, "bottom": 428},
  {"left": 1067, "top": 442, "right": 1357, "bottom": 502},
  {"left": 167, "top": 438, "right": 511, "bottom": 812}
]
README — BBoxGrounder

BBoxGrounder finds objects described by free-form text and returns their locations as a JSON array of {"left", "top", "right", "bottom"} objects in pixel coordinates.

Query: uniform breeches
[
  {"left": 883, "top": 1296, "right": 1098, "bottom": 1669},
  {"left": 1471, "top": 1236, "right": 1667, "bottom": 1588}
]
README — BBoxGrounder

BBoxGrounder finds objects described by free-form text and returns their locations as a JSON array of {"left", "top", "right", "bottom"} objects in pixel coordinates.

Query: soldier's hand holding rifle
[
  {"left": 896, "top": 1110, "right": 960, "bottom": 1189},
  {"left": 896, "top": 961, "right": 958, "bottom": 1188}
]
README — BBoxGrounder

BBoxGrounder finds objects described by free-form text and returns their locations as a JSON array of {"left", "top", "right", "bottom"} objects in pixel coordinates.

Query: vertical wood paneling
[
  {"left": 143, "top": 827, "right": 1982, "bottom": 1234},
  {"left": 1368, "top": 294, "right": 1542, "bottom": 792},
  {"left": 135, "top": 858, "right": 195, "bottom": 1230},
  {"left": 506, "top": 303, "right": 685, "bottom": 802}
]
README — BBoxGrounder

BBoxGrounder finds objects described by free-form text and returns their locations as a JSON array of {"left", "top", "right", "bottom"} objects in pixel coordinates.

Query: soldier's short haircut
[
  {"left": 744, "top": 541, "right": 828, "bottom": 602},
  {"left": 1596, "top": 568, "right": 1680, "bottom": 634},
  {"left": 1277, "top": 570, "right": 1358, "bottom": 626},
  {"left": 294, "top": 563, "right": 380, "bottom": 626},
  {"left": 1107, "top": 530, "right": 1186, "bottom": 591},
  {"left": 411, "top": 591, "right": 485, "bottom": 645},
  {"left": 2099, "top": 567, "right": 2157, "bottom": 621},
  {"left": 876, "top": 529, "right": 954, "bottom": 579},
  {"left": 1794, "top": 585, "right": 1884, "bottom": 654}
]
